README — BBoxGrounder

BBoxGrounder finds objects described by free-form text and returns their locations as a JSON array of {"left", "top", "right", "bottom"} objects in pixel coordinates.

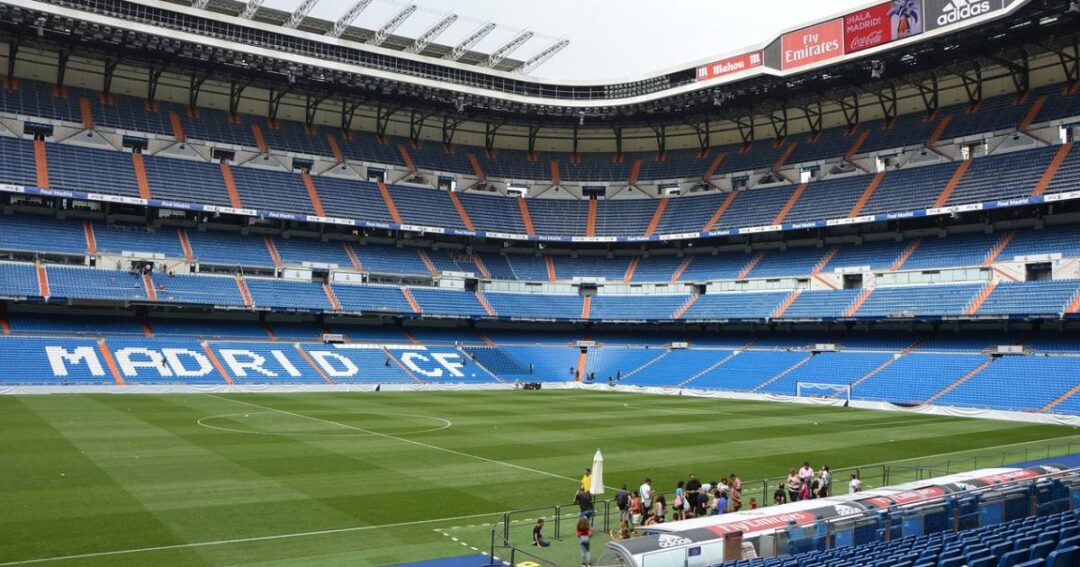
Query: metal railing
[{"left": 484, "top": 437, "right": 1080, "bottom": 566}]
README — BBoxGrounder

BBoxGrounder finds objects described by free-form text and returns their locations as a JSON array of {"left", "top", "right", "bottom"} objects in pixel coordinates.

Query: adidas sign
[{"left": 937, "top": 0, "right": 992, "bottom": 26}]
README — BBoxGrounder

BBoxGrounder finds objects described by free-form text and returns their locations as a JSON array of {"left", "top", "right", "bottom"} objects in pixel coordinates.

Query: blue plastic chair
[{"left": 1047, "top": 545, "right": 1078, "bottom": 567}]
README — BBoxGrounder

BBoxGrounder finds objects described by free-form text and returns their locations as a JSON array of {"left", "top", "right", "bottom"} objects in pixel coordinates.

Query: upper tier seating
[{"left": 2, "top": 129, "right": 1080, "bottom": 240}]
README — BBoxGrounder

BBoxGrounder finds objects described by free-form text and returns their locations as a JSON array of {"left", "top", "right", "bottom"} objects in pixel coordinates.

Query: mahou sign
[
  {"left": 695, "top": 51, "right": 764, "bottom": 81},
  {"left": 781, "top": 19, "right": 844, "bottom": 70}
]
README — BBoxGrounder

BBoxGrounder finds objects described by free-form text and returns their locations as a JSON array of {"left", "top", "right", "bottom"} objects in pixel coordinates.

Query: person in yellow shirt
[{"left": 581, "top": 468, "right": 592, "bottom": 493}]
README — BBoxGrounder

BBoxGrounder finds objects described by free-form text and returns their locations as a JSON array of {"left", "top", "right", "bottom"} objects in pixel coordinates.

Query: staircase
[
  {"left": 586, "top": 198, "right": 598, "bottom": 236},
  {"left": 672, "top": 293, "right": 700, "bottom": 319},
  {"left": 1066, "top": 289, "right": 1080, "bottom": 315},
  {"left": 131, "top": 152, "right": 152, "bottom": 200},
  {"left": 1031, "top": 142, "right": 1074, "bottom": 197},
  {"left": 932, "top": 159, "right": 972, "bottom": 208},
  {"left": 83, "top": 221, "right": 98, "bottom": 256},
  {"left": 401, "top": 288, "right": 422, "bottom": 314},
  {"left": 219, "top": 162, "right": 244, "bottom": 209},
  {"left": 772, "top": 183, "right": 808, "bottom": 225},
  {"left": 965, "top": 282, "right": 998, "bottom": 316},
  {"left": 417, "top": 249, "right": 438, "bottom": 277},
  {"left": 644, "top": 198, "right": 668, "bottom": 237},
  {"left": 844, "top": 288, "right": 874, "bottom": 318},
  {"left": 752, "top": 354, "right": 814, "bottom": 392},
  {"left": 397, "top": 144, "right": 417, "bottom": 173},
  {"left": 36, "top": 263, "right": 50, "bottom": 298},
  {"left": 982, "top": 230, "right": 1016, "bottom": 266},
  {"left": 621, "top": 351, "right": 671, "bottom": 380},
  {"left": 447, "top": 191, "right": 476, "bottom": 231},
  {"left": 702, "top": 191, "right": 738, "bottom": 231},
  {"left": 323, "top": 284, "right": 341, "bottom": 311},
  {"left": 376, "top": 182, "right": 404, "bottom": 224},
  {"left": 925, "top": 358, "right": 995, "bottom": 404},
  {"left": 849, "top": 336, "right": 926, "bottom": 389},
  {"left": 771, "top": 289, "right": 802, "bottom": 319},
  {"left": 737, "top": 251, "right": 766, "bottom": 280},
  {"left": 1040, "top": 382, "right": 1080, "bottom": 413},
  {"left": 517, "top": 197, "right": 536, "bottom": 235},
  {"left": 891, "top": 240, "right": 921, "bottom": 271},
  {"left": 670, "top": 257, "right": 694, "bottom": 282},
  {"left": 580, "top": 296, "right": 592, "bottom": 320},
  {"left": 811, "top": 246, "right": 840, "bottom": 275},
  {"left": 623, "top": 258, "right": 639, "bottom": 283},
  {"left": 848, "top": 171, "right": 886, "bottom": 218},
  {"left": 678, "top": 351, "right": 739, "bottom": 387},
  {"left": 302, "top": 172, "right": 327, "bottom": 217},
  {"left": 475, "top": 291, "right": 497, "bottom": 317},
  {"left": 264, "top": 236, "right": 283, "bottom": 269},
  {"left": 143, "top": 272, "right": 157, "bottom": 301},
  {"left": 235, "top": 276, "right": 252, "bottom": 308}
]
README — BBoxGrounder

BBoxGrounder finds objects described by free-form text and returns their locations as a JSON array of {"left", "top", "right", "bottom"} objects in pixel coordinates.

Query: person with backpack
[{"left": 615, "top": 484, "right": 630, "bottom": 523}]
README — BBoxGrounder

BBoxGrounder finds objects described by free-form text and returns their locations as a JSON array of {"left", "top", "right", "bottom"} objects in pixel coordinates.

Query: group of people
[
  {"left": 534, "top": 464, "right": 861, "bottom": 566},
  {"left": 773, "top": 463, "right": 863, "bottom": 505}
]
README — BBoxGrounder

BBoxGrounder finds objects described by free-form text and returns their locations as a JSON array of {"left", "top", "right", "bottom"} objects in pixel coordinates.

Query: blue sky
[{"left": 259, "top": 0, "right": 870, "bottom": 79}]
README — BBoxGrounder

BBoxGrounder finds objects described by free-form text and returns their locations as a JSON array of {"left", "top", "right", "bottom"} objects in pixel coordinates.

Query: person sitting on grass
[
  {"left": 532, "top": 518, "right": 550, "bottom": 547},
  {"left": 610, "top": 520, "right": 634, "bottom": 541}
]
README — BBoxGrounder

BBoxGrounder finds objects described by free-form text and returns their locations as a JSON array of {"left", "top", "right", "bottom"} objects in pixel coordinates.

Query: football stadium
[{"left": 4, "top": 0, "right": 1080, "bottom": 565}]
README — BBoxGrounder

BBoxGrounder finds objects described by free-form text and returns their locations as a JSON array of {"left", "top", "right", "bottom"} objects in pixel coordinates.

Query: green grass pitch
[{"left": 1, "top": 390, "right": 1077, "bottom": 566}]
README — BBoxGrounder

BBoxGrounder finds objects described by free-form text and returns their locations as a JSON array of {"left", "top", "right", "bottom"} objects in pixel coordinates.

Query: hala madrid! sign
[{"left": 844, "top": 0, "right": 924, "bottom": 53}]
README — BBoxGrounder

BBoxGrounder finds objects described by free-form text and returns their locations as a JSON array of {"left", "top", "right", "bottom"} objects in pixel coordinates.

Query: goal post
[{"left": 796, "top": 382, "right": 852, "bottom": 403}]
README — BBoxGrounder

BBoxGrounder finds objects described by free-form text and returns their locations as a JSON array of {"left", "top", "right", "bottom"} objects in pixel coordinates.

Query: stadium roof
[{"left": 1, "top": 0, "right": 1077, "bottom": 144}]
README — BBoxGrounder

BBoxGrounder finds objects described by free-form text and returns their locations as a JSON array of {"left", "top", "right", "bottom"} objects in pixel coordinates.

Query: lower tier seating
[{"left": 2, "top": 323, "right": 1079, "bottom": 414}]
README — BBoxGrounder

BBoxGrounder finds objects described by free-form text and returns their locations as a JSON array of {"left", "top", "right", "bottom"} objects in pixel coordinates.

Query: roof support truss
[
  {"left": 239, "top": 0, "right": 264, "bottom": 20},
  {"left": 406, "top": 14, "right": 457, "bottom": 54},
  {"left": 514, "top": 39, "right": 569, "bottom": 74},
  {"left": 188, "top": 69, "right": 210, "bottom": 110},
  {"left": 369, "top": 4, "right": 417, "bottom": 48},
  {"left": 328, "top": 0, "right": 375, "bottom": 39},
  {"left": 285, "top": 0, "right": 321, "bottom": 29},
  {"left": 484, "top": 31, "right": 533, "bottom": 68},
  {"left": 445, "top": 22, "right": 495, "bottom": 62},
  {"left": 734, "top": 114, "right": 755, "bottom": 147}
]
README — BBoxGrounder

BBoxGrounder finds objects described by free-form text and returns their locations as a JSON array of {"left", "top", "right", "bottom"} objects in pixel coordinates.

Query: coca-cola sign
[
  {"left": 844, "top": 0, "right": 924, "bottom": 54},
  {"left": 695, "top": 51, "right": 764, "bottom": 82}
]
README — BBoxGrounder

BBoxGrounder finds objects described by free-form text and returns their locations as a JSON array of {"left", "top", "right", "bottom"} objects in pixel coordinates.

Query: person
[
  {"left": 820, "top": 465, "right": 832, "bottom": 498},
  {"left": 580, "top": 468, "right": 592, "bottom": 493},
  {"left": 653, "top": 494, "right": 667, "bottom": 523},
  {"left": 576, "top": 516, "right": 592, "bottom": 567},
  {"left": 849, "top": 473, "right": 863, "bottom": 494},
  {"left": 715, "top": 490, "right": 728, "bottom": 515},
  {"left": 798, "top": 478, "right": 810, "bottom": 501},
  {"left": 749, "top": 497, "right": 758, "bottom": 510},
  {"left": 786, "top": 469, "right": 801, "bottom": 503},
  {"left": 616, "top": 484, "right": 630, "bottom": 523},
  {"left": 610, "top": 520, "right": 633, "bottom": 541},
  {"left": 730, "top": 473, "right": 742, "bottom": 511},
  {"left": 532, "top": 518, "right": 550, "bottom": 547},
  {"left": 774, "top": 483, "right": 787, "bottom": 506},
  {"left": 630, "top": 490, "right": 643, "bottom": 525},
  {"left": 639, "top": 478, "right": 653, "bottom": 515},
  {"left": 673, "top": 481, "right": 687, "bottom": 521},
  {"left": 575, "top": 487, "right": 594, "bottom": 521},
  {"left": 686, "top": 474, "right": 703, "bottom": 517},
  {"left": 717, "top": 476, "right": 730, "bottom": 497},
  {"left": 799, "top": 462, "right": 814, "bottom": 486}
]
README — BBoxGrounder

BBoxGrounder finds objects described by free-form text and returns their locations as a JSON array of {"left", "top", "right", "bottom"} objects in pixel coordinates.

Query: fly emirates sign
[{"left": 780, "top": 19, "right": 844, "bottom": 71}]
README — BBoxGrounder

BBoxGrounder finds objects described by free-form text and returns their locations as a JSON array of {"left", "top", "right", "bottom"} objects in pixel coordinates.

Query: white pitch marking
[
  {"left": 0, "top": 511, "right": 503, "bottom": 566},
  {"left": 210, "top": 395, "right": 597, "bottom": 486},
  {"left": 196, "top": 411, "right": 452, "bottom": 437}
]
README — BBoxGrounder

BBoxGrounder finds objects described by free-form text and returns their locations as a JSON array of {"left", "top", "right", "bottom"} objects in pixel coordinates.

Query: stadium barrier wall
[{"left": 2, "top": 382, "right": 1077, "bottom": 426}]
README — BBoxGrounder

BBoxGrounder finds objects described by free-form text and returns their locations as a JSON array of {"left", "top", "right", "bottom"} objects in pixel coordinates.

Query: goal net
[{"left": 796, "top": 382, "right": 851, "bottom": 403}]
